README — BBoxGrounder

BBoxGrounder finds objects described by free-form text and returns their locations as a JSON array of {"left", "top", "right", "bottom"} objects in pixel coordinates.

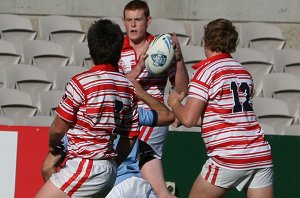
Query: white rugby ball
[{"left": 145, "top": 34, "right": 174, "bottom": 75}]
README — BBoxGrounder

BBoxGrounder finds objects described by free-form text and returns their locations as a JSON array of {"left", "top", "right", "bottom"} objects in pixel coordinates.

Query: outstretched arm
[
  {"left": 168, "top": 90, "right": 205, "bottom": 128},
  {"left": 130, "top": 78, "right": 175, "bottom": 126}
]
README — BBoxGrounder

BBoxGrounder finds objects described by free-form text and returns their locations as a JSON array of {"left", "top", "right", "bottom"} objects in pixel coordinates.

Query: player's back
[
  {"left": 190, "top": 55, "right": 273, "bottom": 170},
  {"left": 57, "top": 65, "right": 139, "bottom": 160}
]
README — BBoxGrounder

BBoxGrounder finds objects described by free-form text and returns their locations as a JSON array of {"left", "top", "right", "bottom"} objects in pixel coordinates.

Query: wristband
[{"left": 49, "top": 144, "right": 65, "bottom": 156}]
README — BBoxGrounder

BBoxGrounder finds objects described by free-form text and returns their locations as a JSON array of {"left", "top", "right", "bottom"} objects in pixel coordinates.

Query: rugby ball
[{"left": 145, "top": 34, "right": 174, "bottom": 74}]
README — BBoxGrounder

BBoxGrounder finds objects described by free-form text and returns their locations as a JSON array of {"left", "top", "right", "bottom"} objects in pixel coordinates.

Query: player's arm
[
  {"left": 48, "top": 116, "right": 70, "bottom": 155},
  {"left": 42, "top": 116, "right": 70, "bottom": 181},
  {"left": 130, "top": 78, "right": 175, "bottom": 126},
  {"left": 124, "top": 43, "right": 149, "bottom": 79},
  {"left": 168, "top": 90, "right": 205, "bottom": 127},
  {"left": 171, "top": 32, "right": 189, "bottom": 96},
  {"left": 41, "top": 152, "right": 64, "bottom": 182}
]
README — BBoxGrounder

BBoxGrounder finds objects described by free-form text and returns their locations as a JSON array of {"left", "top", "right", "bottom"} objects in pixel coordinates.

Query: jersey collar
[
  {"left": 192, "top": 53, "right": 232, "bottom": 70},
  {"left": 123, "top": 33, "right": 155, "bottom": 49},
  {"left": 89, "top": 64, "right": 117, "bottom": 72}
]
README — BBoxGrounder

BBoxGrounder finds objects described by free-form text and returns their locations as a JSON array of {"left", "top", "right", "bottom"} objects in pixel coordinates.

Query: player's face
[{"left": 123, "top": 9, "right": 151, "bottom": 44}]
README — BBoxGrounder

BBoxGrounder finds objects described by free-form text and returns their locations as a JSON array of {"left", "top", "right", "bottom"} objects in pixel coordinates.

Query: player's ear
[{"left": 147, "top": 16, "right": 152, "bottom": 26}]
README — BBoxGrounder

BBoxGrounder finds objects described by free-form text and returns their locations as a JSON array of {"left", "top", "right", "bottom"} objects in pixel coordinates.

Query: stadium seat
[
  {"left": 0, "top": 88, "right": 38, "bottom": 124},
  {"left": 39, "top": 15, "right": 86, "bottom": 64},
  {"left": 0, "top": 40, "right": 22, "bottom": 65},
  {"left": 73, "top": 42, "right": 93, "bottom": 68},
  {"left": 22, "top": 115, "right": 54, "bottom": 126},
  {"left": 4, "top": 64, "right": 53, "bottom": 93},
  {"left": 0, "top": 65, "right": 7, "bottom": 88},
  {"left": 148, "top": 18, "right": 190, "bottom": 45},
  {"left": 0, "top": 14, "right": 37, "bottom": 58},
  {"left": 271, "top": 49, "right": 300, "bottom": 74},
  {"left": 53, "top": 66, "right": 87, "bottom": 90},
  {"left": 0, "top": 116, "right": 14, "bottom": 125},
  {"left": 232, "top": 48, "right": 273, "bottom": 96},
  {"left": 253, "top": 97, "right": 294, "bottom": 134},
  {"left": 239, "top": 22, "right": 286, "bottom": 59},
  {"left": 262, "top": 73, "right": 300, "bottom": 121},
  {"left": 22, "top": 40, "right": 70, "bottom": 81},
  {"left": 38, "top": 90, "right": 64, "bottom": 116},
  {"left": 190, "top": 20, "right": 209, "bottom": 46},
  {"left": 259, "top": 123, "right": 277, "bottom": 135},
  {"left": 169, "top": 124, "right": 201, "bottom": 132},
  {"left": 280, "top": 125, "right": 300, "bottom": 136},
  {"left": 181, "top": 45, "right": 206, "bottom": 78}
]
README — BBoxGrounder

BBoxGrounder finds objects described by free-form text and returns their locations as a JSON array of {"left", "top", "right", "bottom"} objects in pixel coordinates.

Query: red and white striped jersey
[
  {"left": 56, "top": 64, "right": 140, "bottom": 160},
  {"left": 118, "top": 33, "right": 176, "bottom": 107},
  {"left": 189, "top": 53, "right": 273, "bottom": 170}
]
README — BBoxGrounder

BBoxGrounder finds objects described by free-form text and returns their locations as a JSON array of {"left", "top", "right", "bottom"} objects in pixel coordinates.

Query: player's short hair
[
  {"left": 123, "top": 0, "right": 150, "bottom": 18},
  {"left": 87, "top": 19, "right": 124, "bottom": 68},
  {"left": 204, "top": 18, "right": 238, "bottom": 54}
]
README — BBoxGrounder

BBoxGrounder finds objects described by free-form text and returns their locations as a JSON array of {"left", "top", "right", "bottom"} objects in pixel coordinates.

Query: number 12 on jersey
[{"left": 231, "top": 81, "right": 253, "bottom": 113}]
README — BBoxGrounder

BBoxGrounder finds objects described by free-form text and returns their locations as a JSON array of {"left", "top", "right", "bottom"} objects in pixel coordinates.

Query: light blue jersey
[{"left": 114, "top": 107, "right": 157, "bottom": 185}]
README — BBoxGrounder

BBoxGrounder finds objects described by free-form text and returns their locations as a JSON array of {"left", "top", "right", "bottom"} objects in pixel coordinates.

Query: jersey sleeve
[
  {"left": 56, "top": 77, "right": 85, "bottom": 122},
  {"left": 138, "top": 107, "right": 158, "bottom": 127},
  {"left": 188, "top": 68, "right": 211, "bottom": 103}
]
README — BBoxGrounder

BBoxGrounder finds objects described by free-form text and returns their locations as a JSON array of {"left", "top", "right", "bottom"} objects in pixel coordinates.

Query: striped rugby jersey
[
  {"left": 189, "top": 53, "right": 273, "bottom": 170},
  {"left": 56, "top": 64, "right": 139, "bottom": 160},
  {"left": 118, "top": 33, "right": 176, "bottom": 107}
]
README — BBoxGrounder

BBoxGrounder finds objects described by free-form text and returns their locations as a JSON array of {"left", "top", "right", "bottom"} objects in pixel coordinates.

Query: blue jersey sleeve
[
  {"left": 59, "top": 134, "right": 68, "bottom": 153},
  {"left": 138, "top": 107, "right": 158, "bottom": 127}
]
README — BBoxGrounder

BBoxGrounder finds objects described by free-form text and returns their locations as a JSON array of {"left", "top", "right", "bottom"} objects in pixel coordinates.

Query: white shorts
[
  {"left": 138, "top": 125, "right": 168, "bottom": 158},
  {"left": 201, "top": 158, "right": 273, "bottom": 191},
  {"left": 50, "top": 158, "right": 117, "bottom": 197},
  {"left": 105, "top": 176, "right": 158, "bottom": 198}
]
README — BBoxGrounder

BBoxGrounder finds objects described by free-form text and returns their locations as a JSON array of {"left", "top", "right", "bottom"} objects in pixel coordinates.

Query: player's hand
[
  {"left": 172, "top": 118, "right": 182, "bottom": 128},
  {"left": 41, "top": 152, "right": 65, "bottom": 182},
  {"left": 167, "top": 90, "right": 185, "bottom": 107},
  {"left": 171, "top": 32, "right": 183, "bottom": 62},
  {"left": 137, "top": 41, "right": 150, "bottom": 71}
]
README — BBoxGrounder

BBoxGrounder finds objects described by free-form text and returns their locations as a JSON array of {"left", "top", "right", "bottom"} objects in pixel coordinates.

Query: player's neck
[
  {"left": 206, "top": 50, "right": 222, "bottom": 58},
  {"left": 130, "top": 39, "right": 147, "bottom": 57}
]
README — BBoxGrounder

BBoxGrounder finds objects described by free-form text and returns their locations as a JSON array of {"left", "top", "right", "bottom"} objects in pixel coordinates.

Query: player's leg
[
  {"left": 139, "top": 126, "right": 174, "bottom": 197},
  {"left": 245, "top": 185, "right": 273, "bottom": 198},
  {"left": 140, "top": 158, "right": 175, "bottom": 198},
  {"left": 35, "top": 180, "right": 69, "bottom": 198},
  {"left": 189, "top": 174, "right": 228, "bottom": 198},
  {"left": 244, "top": 167, "right": 274, "bottom": 198}
]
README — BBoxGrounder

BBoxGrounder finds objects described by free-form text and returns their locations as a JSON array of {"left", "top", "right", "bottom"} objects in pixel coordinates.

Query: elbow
[
  {"left": 182, "top": 122, "right": 194, "bottom": 128},
  {"left": 181, "top": 118, "right": 198, "bottom": 128}
]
